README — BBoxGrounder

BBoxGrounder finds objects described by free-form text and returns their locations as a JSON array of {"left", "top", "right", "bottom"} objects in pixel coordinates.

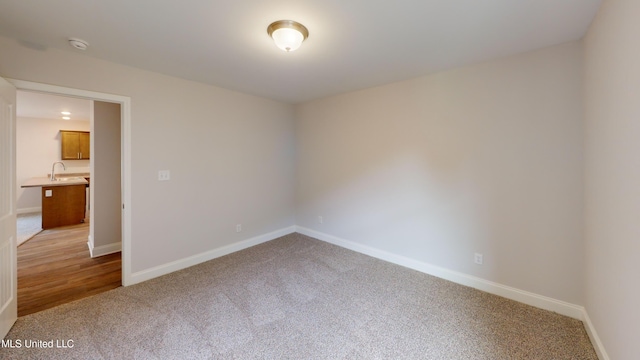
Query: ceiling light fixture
[
  {"left": 267, "top": 20, "right": 309, "bottom": 52},
  {"left": 62, "top": 116, "right": 71, "bottom": 120},
  {"left": 61, "top": 111, "right": 71, "bottom": 115},
  {"left": 68, "top": 38, "right": 89, "bottom": 50}
]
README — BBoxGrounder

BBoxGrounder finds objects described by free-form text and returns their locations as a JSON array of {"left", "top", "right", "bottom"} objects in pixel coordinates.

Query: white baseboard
[
  {"left": 88, "top": 238, "right": 121, "bottom": 258},
  {"left": 296, "top": 226, "right": 585, "bottom": 318},
  {"left": 582, "top": 310, "right": 610, "bottom": 360},
  {"left": 128, "top": 226, "right": 297, "bottom": 286},
  {"left": 17, "top": 207, "right": 41, "bottom": 214}
]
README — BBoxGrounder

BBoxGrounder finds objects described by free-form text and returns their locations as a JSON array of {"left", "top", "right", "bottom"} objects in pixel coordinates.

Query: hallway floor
[{"left": 17, "top": 220, "right": 121, "bottom": 316}]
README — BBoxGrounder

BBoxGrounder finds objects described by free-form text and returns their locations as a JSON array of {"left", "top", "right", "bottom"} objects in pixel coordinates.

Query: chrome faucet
[{"left": 50, "top": 161, "right": 66, "bottom": 181}]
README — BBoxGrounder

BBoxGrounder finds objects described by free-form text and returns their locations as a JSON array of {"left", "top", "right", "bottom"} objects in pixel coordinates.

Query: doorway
[
  {"left": 9, "top": 79, "right": 132, "bottom": 313},
  {"left": 15, "top": 91, "right": 124, "bottom": 315}
]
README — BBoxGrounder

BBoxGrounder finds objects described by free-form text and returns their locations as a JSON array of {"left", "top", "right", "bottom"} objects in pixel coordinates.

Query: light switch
[
  {"left": 158, "top": 170, "right": 171, "bottom": 181},
  {"left": 45, "top": 189, "right": 53, "bottom": 197}
]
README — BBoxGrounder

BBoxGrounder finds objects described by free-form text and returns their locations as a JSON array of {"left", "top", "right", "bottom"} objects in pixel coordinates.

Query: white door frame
[
  {"left": 9, "top": 79, "right": 133, "bottom": 286},
  {"left": 0, "top": 76, "right": 17, "bottom": 339}
]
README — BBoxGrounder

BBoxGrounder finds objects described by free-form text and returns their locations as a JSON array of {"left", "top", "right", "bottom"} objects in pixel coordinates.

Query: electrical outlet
[
  {"left": 474, "top": 253, "right": 483, "bottom": 265},
  {"left": 318, "top": 216, "right": 323, "bottom": 224},
  {"left": 236, "top": 224, "right": 242, "bottom": 233},
  {"left": 158, "top": 170, "right": 171, "bottom": 181}
]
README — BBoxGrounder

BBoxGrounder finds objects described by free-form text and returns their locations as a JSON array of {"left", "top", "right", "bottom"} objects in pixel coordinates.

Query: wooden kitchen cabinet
[
  {"left": 61, "top": 130, "right": 90, "bottom": 160},
  {"left": 41, "top": 184, "right": 86, "bottom": 229}
]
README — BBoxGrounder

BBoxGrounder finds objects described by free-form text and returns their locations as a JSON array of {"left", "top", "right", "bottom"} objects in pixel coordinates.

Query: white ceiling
[
  {"left": 0, "top": 0, "right": 601, "bottom": 104},
  {"left": 17, "top": 91, "right": 91, "bottom": 121}
]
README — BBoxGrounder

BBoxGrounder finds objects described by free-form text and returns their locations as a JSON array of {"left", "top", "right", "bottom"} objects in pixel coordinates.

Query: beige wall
[
  {"left": 16, "top": 116, "right": 89, "bottom": 212},
  {"left": 295, "top": 42, "right": 584, "bottom": 304},
  {"left": 91, "top": 101, "right": 121, "bottom": 250},
  {"left": 0, "top": 35, "right": 296, "bottom": 273},
  {"left": 584, "top": 1, "right": 640, "bottom": 359}
]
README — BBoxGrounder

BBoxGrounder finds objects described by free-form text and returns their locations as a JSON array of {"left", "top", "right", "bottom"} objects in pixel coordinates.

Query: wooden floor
[{"left": 17, "top": 221, "right": 121, "bottom": 316}]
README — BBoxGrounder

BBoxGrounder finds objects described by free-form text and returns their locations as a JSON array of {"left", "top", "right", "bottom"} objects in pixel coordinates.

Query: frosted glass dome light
[
  {"left": 267, "top": 20, "right": 309, "bottom": 52},
  {"left": 271, "top": 27, "right": 304, "bottom": 52}
]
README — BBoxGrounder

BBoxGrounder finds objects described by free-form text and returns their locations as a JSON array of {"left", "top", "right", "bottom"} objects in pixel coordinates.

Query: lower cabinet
[{"left": 42, "top": 184, "right": 86, "bottom": 229}]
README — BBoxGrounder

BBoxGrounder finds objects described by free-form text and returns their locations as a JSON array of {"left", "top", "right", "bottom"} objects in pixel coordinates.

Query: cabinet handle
[{"left": 80, "top": 152, "right": 82, "bottom": 159}]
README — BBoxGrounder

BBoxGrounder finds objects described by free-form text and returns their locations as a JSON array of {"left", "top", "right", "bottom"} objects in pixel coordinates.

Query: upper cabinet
[{"left": 60, "top": 130, "right": 90, "bottom": 160}]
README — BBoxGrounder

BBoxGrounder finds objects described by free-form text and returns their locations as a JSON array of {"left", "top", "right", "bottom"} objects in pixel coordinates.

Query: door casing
[{"left": 8, "top": 79, "right": 133, "bottom": 286}]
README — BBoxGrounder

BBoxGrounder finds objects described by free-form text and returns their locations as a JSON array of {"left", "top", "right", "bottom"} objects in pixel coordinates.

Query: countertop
[{"left": 22, "top": 174, "right": 89, "bottom": 188}]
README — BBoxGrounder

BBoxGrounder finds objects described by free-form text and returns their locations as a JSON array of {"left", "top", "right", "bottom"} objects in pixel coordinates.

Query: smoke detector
[{"left": 68, "top": 38, "right": 89, "bottom": 50}]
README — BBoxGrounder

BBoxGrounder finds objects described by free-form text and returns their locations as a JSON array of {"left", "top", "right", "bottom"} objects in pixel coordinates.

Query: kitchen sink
[{"left": 53, "top": 177, "right": 84, "bottom": 182}]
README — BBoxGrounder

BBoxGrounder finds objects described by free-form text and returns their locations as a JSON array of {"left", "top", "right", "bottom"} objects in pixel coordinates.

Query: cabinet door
[
  {"left": 79, "top": 132, "right": 90, "bottom": 159},
  {"left": 60, "top": 131, "right": 90, "bottom": 160},
  {"left": 61, "top": 131, "right": 80, "bottom": 160},
  {"left": 41, "top": 185, "right": 86, "bottom": 229}
]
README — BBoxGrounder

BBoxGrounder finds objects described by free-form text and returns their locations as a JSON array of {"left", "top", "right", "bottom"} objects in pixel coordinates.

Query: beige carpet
[
  {"left": 16, "top": 212, "right": 42, "bottom": 246},
  {"left": 1, "top": 233, "right": 597, "bottom": 359}
]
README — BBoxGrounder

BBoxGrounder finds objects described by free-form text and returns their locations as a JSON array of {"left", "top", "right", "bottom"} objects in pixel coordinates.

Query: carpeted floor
[
  {"left": 1, "top": 233, "right": 597, "bottom": 359},
  {"left": 16, "top": 212, "right": 43, "bottom": 246}
]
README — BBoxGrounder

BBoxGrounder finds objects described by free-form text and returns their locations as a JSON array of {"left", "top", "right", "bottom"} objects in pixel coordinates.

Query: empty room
[{"left": 0, "top": 1, "right": 638, "bottom": 359}]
